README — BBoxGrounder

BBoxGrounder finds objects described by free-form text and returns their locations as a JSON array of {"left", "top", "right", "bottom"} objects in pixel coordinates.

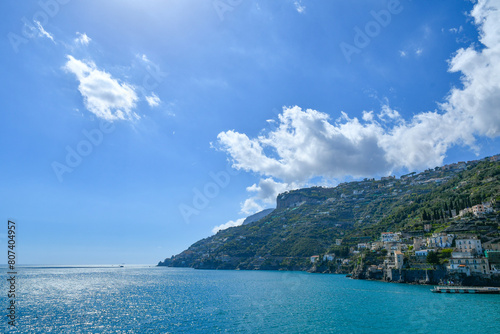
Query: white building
[
  {"left": 456, "top": 237, "right": 482, "bottom": 255},
  {"left": 427, "top": 234, "right": 454, "bottom": 248},
  {"left": 449, "top": 253, "right": 489, "bottom": 276},
  {"left": 323, "top": 254, "right": 335, "bottom": 262},
  {"left": 381, "top": 232, "right": 400, "bottom": 243}
]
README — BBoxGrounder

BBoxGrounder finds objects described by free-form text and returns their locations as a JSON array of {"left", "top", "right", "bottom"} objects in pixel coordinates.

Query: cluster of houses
[
  {"left": 308, "top": 198, "right": 499, "bottom": 278},
  {"left": 310, "top": 230, "right": 500, "bottom": 277},
  {"left": 376, "top": 232, "right": 500, "bottom": 276}
]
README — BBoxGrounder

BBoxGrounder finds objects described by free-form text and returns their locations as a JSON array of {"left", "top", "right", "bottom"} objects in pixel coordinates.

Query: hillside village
[
  {"left": 159, "top": 155, "right": 500, "bottom": 285},
  {"left": 318, "top": 225, "right": 500, "bottom": 285}
]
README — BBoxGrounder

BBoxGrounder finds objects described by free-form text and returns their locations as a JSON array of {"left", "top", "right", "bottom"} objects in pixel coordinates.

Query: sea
[{"left": 1, "top": 265, "right": 499, "bottom": 333}]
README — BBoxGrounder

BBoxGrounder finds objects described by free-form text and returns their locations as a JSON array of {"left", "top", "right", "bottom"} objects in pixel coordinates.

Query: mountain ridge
[
  {"left": 159, "top": 154, "right": 500, "bottom": 271},
  {"left": 242, "top": 208, "right": 275, "bottom": 225}
]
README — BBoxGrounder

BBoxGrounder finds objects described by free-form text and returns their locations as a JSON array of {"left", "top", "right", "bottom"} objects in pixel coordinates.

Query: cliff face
[
  {"left": 159, "top": 158, "right": 500, "bottom": 272},
  {"left": 276, "top": 188, "right": 333, "bottom": 209},
  {"left": 276, "top": 193, "right": 308, "bottom": 209}
]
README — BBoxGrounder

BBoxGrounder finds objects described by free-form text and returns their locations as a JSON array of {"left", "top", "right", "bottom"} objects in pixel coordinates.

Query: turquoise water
[{"left": 1, "top": 266, "right": 500, "bottom": 333}]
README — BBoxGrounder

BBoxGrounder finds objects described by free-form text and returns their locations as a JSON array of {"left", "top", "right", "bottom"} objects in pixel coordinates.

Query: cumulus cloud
[
  {"left": 442, "top": 0, "right": 500, "bottom": 138},
  {"left": 75, "top": 32, "right": 91, "bottom": 45},
  {"left": 218, "top": 106, "right": 392, "bottom": 183},
  {"left": 241, "top": 178, "right": 294, "bottom": 214},
  {"left": 212, "top": 218, "right": 245, "bottom": 234},
  {"left": 146, "top": 93, "right": 161, "bottom": 107},
  {"left": 217, "top": 0, "right": 500, "bottom": 213},
  {"left": 64, "top": 55, "right": 139, "bottom": 121}
]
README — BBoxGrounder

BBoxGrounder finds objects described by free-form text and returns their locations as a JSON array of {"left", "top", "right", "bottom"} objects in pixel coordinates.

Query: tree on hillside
[
  {"left": 422, "top": 210, "right": 431, "bottom": 221},
  {"left": 427, "top": 251, "right": 440, "bottom": 266}
]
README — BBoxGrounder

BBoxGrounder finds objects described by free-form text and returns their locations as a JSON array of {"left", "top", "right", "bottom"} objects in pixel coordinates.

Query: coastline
[{"left": 158, "top": 263, "right": 500, "bottom": 288}]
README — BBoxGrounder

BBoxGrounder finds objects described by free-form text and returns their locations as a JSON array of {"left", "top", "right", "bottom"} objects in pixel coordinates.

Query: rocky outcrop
[
  {"left": 447, "top": 273, "right": 500, "bottom": 287},
  {"left": 276, "top": 188, "right": 330, "bottom": 209},
  {"left": 384, "top": 268, "right": 448, "bottom": 284},
  {"left": 276, "top": 192, "right": 308, "bottom": 209}
]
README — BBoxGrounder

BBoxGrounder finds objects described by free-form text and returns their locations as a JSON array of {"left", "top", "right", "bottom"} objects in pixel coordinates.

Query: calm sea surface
[{"left": 1, "top": 265, "right": 499, "bottom": 333}]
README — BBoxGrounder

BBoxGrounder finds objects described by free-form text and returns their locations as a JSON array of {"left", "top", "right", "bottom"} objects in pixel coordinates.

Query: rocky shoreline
[
  {"left": 348, "top": 267, "right": 500, "bottom": 287},
  {"left": 158, "top": 261, "right": 500, "bottom": 287}
]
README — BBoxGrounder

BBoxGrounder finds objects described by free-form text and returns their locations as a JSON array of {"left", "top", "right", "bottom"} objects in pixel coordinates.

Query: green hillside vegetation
[{"left": 159, "top": 157, "right": 500, "bottom": 271}]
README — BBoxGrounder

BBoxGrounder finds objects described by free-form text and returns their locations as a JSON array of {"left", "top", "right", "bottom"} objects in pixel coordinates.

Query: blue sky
[{"left": 1, "top": 0, "right": 499, "bottom": 264}]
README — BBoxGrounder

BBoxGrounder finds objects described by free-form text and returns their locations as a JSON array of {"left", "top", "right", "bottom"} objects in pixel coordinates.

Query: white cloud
[
  {"left": 34, "top": 21, "right": 55, "bottom": 43},
  {"left": 416, "top": 48, "right": 423, "bottom": 56},
  {"left": 75, "top": 32, "right": 91, "bottom": 45},
  {"left": 146, "top": 93, "right": 161, "bottom": 107},
  {"left": 241, "top": 198, "right": 264, "bottom": 215},
  {"left": 294, "top": 0, "right": 305, "bottom": 14},
  {"left": 218, "top": 102, "right": 484, "bottom": 192},
  {"left": 242, "top": 178, "right": 295, "bottom": 214},
  {"left": 399, "top": 50, "right": 407, "bottom": 57},
  {"left": 442, "top": 0, "right": 500, "bottom": 138},
  {"left": 378, "top": 105, "right": 402, "bottom": 123},
  {"left": 218, "top": 106, "right": 392, "bottom": 184},
  {"left": 64, "top": 55, "right": 139, "bottom": 121},
  {"left": 217, "top": 0, "right": 500, "bottom": 214},
  {"left": 362, "top": 110, "right": 375, "bottom": 122},
  {"left": 212, "top": 218, "right": 245, "bottom": 234}
]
